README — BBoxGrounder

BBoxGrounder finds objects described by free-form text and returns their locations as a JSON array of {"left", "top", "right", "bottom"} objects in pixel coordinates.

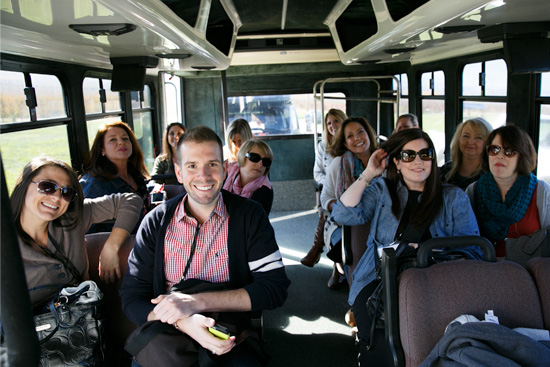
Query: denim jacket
[{"left": 331, "top": 177, "right": 481, "bottom": 305}]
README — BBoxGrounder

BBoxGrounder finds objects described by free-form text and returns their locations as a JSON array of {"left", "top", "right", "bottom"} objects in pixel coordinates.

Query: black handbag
[
  {"left": 125, "top": 279, "right": 268, "bottom": 367},
  {"left": 33, "top": 281, "right": 105, "bottom": 367},
  {"left": 505, "top": 227, "right": 550, "bottom": 266}
]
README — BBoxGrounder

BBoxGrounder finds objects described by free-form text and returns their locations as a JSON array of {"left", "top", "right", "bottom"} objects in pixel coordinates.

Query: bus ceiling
[{"left": 0, "top": 0, "right": 548, "bottom": 72}]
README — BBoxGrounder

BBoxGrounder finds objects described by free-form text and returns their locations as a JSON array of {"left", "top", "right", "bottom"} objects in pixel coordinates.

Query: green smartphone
[{"left": 208, "top": 324, "right": 231, "bottom": 340}]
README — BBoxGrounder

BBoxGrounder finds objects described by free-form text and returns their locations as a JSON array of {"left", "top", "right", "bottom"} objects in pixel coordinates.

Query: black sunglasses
[
  {"left": 31, "top": 180, "right": 77, "bottom": 202},
  {"left": 246, "top": 152, "right": 272, "bottom": 167},
  {"left": 486, "top": 145, "right": 517, "bottom": 157},
  {"left": 399, "top": 148, "right": 435, "bottom": 163}
]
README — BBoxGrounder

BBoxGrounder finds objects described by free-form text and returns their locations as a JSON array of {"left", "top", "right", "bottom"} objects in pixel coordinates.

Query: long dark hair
[
  {"left": 159, "top": 122, "right": 185, "bottom": 163},
  {"left": 381, "top": 129, "right": 443, "bottom": 228},
  {"left": 10, "top": 156, "right": 84, "bottom": 246},
  {"left": 82, "top": 121, "right": 149, "bottom": 179}
]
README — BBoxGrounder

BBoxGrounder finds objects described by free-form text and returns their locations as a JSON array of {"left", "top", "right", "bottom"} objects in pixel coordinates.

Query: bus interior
[{"left": 1, "top": 0, "right": 550, "bottom": 366}]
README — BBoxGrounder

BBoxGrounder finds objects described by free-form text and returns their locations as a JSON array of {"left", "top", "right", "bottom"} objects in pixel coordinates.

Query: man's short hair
[{"left": 177, "top": 126, "right": 224, "bottom": 162}]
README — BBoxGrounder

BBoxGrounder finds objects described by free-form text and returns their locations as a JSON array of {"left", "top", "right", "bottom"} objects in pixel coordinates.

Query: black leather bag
[
  {"left": 125, "top": 279, "right": 268, "bottom": 367},
  {"left": 505, "top": 227, "right": 550, "bottom": 266},
  {"left": 34, "top": 281, "right": 105, "bottom": 367}
]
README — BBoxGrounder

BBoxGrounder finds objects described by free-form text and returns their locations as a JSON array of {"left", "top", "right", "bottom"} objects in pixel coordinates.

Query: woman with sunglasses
[
  {"left": 440, "top": 118, "right": 493, "bottom": 189},
  {"left": 10, "top": 157, "right": 143, "bottom": 307},
  {"left": 332, "top": 129, "right": 481, "bottom": 366},
  {"left": 466, "top": 125, "right": 550, "bottom": 258},
  {"left": 321, "top": 116, "right": 378, "bottom": 289},
  {"left": 151, "top": 122, "right": 185, "bottom": 184},
  {"left": 80, "top": 121, "right": 151, "bottom": 234},
  {"left": 301, "top": 108, "right": 347, "bottom": 267},
  {"left": 222, "top": 139, "right": 274, "bottom": 214}
]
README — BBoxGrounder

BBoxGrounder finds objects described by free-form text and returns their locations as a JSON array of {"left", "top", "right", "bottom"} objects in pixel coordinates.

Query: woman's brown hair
[
  {"left": 159, "top": 122, "right": 185, "bottom": 163},
  {"left": 82, "top": 121, "right": 149, "bottom": 179},
  {"left": 482, "top": 124, "right": 537, "bottom": 176},
  {"left": 11, "top": 156, "right": 84, "bottom": 246},
  {"left": 329, "top": 116, "right": 378, "bottom": 157}
]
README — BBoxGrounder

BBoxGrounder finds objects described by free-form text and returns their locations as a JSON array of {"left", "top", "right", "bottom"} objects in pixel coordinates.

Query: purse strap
[{"left": 39, "top": 233, "right": 82, "bottom": 284}]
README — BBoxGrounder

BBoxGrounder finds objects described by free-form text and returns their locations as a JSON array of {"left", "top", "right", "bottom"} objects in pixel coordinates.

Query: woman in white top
[{"left": 301, "top": 109, "right": 347, "bottom": 267}]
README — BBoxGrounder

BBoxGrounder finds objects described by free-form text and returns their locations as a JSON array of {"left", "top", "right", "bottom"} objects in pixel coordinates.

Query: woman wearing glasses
[
  {"left": 466, "top": 125, "right": 550, "bottom": 257},
  {"left": 440, "top": 118, "right": 493, "bottom": 190},
  {"left": 10, "top": 157, "right": 142, "bottom": 307},
  {"left": 222, "top": 139, "right": 274, "bottom": 214},
  {"left": 80, "top": 121, "right": 150, "bottom": 234},
  {"left": 332, "top": 129, "right": 481, "bottom": 366}
]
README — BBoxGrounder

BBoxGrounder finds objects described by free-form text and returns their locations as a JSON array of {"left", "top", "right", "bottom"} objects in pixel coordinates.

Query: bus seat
[
  {"left": 342, "top": 222, "right": 370, "bottom": 285},
  {"left": 382, "top": 243, "right": 544, "bottom": 367},
  {"left": 526, "top": 257, "right": 550, "bottom": 330},
  {"left": 163, "top": 184, "right": 186, "bottom": 200},
  {"left": 86, "top": 232, "right": 136, "bottom": 366}
]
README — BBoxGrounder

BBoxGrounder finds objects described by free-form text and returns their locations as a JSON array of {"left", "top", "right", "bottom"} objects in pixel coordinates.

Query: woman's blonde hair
[
  {"left": 237, "top": 139, "right": 274, "bottom": 176},
  {"left": 446, "top": 118, "right": 493, "bottom": 181},
  {"left": 322, "top": 109, "right": 347, "bottom": 147},
  {"left": 226, "top": 119, "right": 253, "bottom": 161}
]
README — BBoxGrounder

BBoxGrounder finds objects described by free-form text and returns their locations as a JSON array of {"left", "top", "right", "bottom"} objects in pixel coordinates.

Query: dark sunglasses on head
[
  {"left": 399, "top": 148, "right": 435, "bottom": 163},
  {"left": 31, "top": 180, "right": 77, "bottom": 202},
  {"left": 486, "top": 145, "right": 517, "bottom": 157},
  {"left": 246, "top": 152, "right": 272, "bottom": 167}
]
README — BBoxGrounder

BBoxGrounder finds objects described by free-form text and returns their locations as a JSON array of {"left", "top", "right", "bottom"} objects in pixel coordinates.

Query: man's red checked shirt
[{"left": 163, "top": 194, "right": 230, "bottom": 290}]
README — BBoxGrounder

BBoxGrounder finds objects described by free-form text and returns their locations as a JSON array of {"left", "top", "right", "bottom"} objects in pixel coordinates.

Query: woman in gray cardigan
[{"left": 10, "top": 156, "right": 142, "bottom": 307}]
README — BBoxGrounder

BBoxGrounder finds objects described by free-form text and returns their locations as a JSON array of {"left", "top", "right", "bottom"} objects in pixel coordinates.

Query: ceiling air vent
[
  {"left": 69, "top": 23, "right": 136, "bottom": 36},
  {"left": 191, "top": 66, "right": 216, "bottom": 70},
  {"left": 383, "top": 47, "right": 416, "bottom": 55},
  {"left": 434, "top": 24, "right": 485, "bottom": 34},
  {"left": 155, "top": 54, "right": 192, "bottom": 59}
]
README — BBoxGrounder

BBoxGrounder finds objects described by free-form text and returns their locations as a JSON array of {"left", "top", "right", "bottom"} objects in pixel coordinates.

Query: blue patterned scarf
[
  {"left": 336, "top": 151, "right": 364, "bottom": 197},
  {"left": 474, "top": 172, "right": 537, "bottom": 240}
]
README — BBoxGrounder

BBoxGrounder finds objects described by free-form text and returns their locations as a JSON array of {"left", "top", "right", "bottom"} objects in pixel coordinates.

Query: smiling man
[{"left": 120, "top": 126, "right": 290, "bottom": 366}]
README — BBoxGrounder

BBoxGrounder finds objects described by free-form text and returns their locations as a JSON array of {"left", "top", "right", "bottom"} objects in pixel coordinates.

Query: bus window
[
  {"left": 83, "top": 77, "right": 122, "bottom": 115},
  {"left": 0, "top": 70, "right": 27, "bottom": 123},
  {"left": 30, "top": 74, "right": 66, "bottom": 120},
  {"left": 83, "top": 77, "right": 123, "bottom": 148},
  {"left": 538, "top": 72, "right": 550, "bottom": 182},
  {"left": 461, "top": 59, "right": 507, "bottom": 129},
  {"left": 131, "top": 86, "right": 155, "bottom": 172},
  {"left": 421, "top": 70, "right": 445, "bottom": 166},
  {"left": 393, "top": 73, "right": 409, "bottom": 116},
  {"left": 0, "top": 70, "right": 70, "bottom": 192},
  {"left": 227, "top": 93, "right": 346, "bottom": 137},
  {"left": 164, "top": 73, "right": 183, "bottom": 125},
  {"left": 1, "top": 127, "right": 71, "bottom": 192}
]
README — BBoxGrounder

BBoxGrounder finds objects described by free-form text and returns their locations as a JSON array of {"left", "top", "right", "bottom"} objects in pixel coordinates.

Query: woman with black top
[{"left": 332, "top": 129, "right": 481, "bottom": 366}]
